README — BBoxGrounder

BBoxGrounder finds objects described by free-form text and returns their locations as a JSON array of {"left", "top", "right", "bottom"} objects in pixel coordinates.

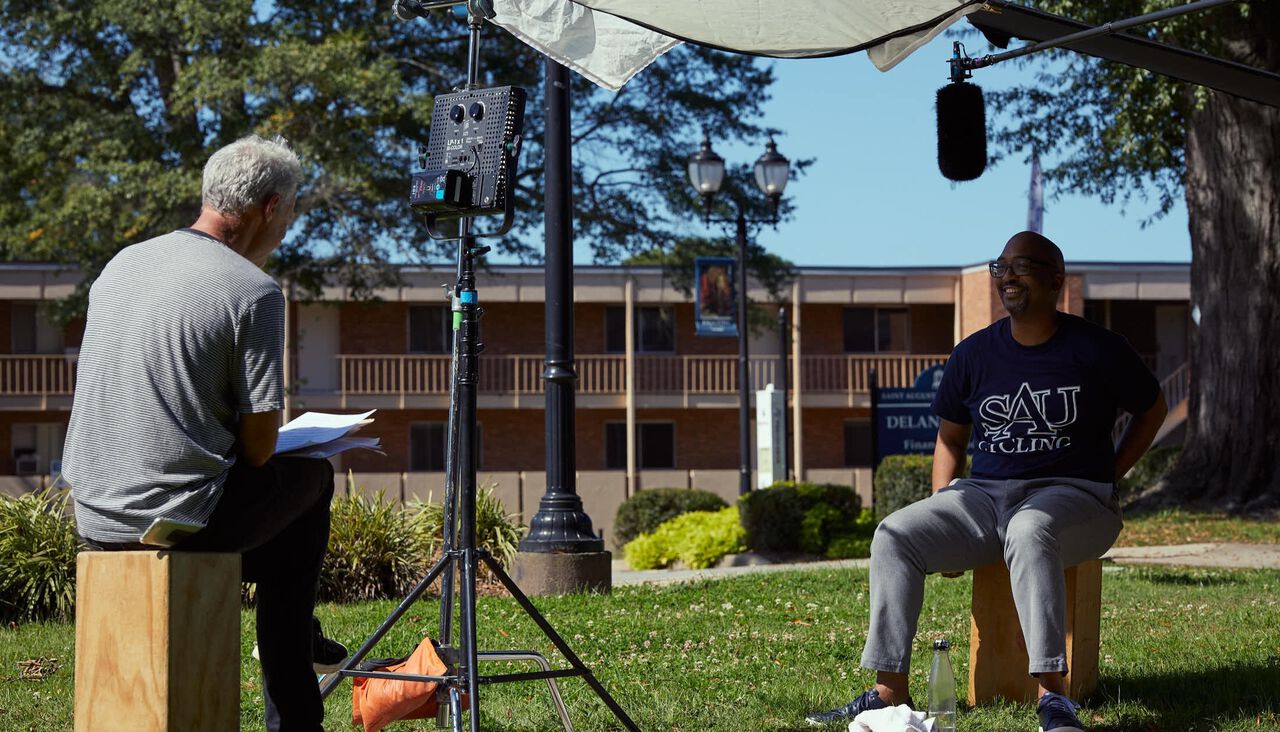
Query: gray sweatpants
[{"left": 861, "top": 477, "right": 1122, "bottom": 676}]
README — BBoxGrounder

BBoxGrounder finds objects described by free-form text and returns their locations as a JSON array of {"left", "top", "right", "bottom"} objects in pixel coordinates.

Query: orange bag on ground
[{"left": 351, "top": 638, "right": 457, "bottom": 732}]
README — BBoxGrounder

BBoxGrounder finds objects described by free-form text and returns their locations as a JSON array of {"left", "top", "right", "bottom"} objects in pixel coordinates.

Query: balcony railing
[
  {"left": 0, "top": 355, "right": 77, "bottom": 396},
  {"left": 335, "top": 353, "right": 949, "bottom": 399},
  {"left": 0, "top": 352, "right": 949, "bottom": 404}
]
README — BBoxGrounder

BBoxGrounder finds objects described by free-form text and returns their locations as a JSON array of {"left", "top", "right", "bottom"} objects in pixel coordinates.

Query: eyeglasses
[{"left": 989, "top": 257, "right": 1058, "bottom": 278}]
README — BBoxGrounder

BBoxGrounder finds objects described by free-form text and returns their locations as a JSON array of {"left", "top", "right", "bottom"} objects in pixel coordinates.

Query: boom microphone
[
  {"left": 936, "top": 80, "right": 987, "bottom": 182},
  {"left": 392, "top": 0, "right": 424, "bottom": 20}
]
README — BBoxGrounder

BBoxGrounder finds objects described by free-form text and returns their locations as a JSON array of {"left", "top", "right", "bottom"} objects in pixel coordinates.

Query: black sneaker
[
  {"left": 804, "top": 688, "right": 913, "bottom": 726},
  {"left": 311, "top": 617, "right": 348, "bottom": 674},
  {"left": 1037, "top": 691, "right": 1085, "bottom": 732}
]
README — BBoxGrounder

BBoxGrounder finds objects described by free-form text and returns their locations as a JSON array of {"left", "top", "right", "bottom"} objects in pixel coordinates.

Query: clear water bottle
[{"left": 928, "top": 638, "right": 957, "bottom": 732}]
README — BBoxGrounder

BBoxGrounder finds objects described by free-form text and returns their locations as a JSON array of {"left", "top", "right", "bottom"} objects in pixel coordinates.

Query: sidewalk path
[
  {"left": 612, "top": 543, "right": 1280, "bottom": 587},
  {"left": 1102, "top": 542, "right": 1280, "bottom": 570},
  {"left": 613, "top": 557, "right": 869, "bottom": 587}
]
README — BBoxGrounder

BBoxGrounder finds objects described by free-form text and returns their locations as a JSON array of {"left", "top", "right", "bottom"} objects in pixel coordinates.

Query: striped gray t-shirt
[{"left": 65, "top": 229, "right": 284, "bottom": 543}]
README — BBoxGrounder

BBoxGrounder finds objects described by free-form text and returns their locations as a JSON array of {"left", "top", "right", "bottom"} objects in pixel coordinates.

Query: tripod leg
[
  {"left": 482, "top": 555, "right": 643, "bottom": 732},
  {"left": 459, "top": 549, "right": 481, "bottom": 732},
  {"left": 319, "top": 554, "right": 453, "bottom": 700}
]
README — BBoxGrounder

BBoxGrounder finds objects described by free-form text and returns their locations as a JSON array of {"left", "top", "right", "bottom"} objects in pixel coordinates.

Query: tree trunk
[{"left": 1167, "top": 9, "right": 1280, "bottom": 511}]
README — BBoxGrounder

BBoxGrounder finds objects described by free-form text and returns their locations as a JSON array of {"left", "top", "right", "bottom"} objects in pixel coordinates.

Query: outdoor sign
[
  {"left": 872, "top": 364, "right": 945, "bottom": 466},
  {"left": 694, "top": 256, "right": 737, "bottom": 337},
  {"left": 755, "top": 384, "right": 786, "bottom": 489}
]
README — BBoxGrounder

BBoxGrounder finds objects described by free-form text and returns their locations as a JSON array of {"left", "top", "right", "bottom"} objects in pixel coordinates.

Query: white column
[
  {"left": 791, "top": 277, "right": 803, "bottom": 481},
  {"left": 953, "top": 277, "right": 962, "bottom": 346},
  {"left": 625, "top": 277, "right": 637, "bottom": 498}
]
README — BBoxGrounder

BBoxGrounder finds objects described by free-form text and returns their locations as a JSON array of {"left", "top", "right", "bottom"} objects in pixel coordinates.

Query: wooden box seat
[
  {"left": 967, "top": 559, "right": 1103, "bottom": 705},
  {"left": 74, "top": 551, "right": 241, "bottom": 732}
]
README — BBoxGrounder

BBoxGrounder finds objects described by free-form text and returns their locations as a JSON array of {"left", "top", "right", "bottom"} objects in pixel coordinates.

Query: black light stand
[{"left": 319, "top": 5, "right": 640, "bottom": 731}]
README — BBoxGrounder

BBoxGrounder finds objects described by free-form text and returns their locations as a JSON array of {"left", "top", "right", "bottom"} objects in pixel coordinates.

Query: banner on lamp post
[{"left": 694, "top": 256, "right": 738, "bottom": 337}]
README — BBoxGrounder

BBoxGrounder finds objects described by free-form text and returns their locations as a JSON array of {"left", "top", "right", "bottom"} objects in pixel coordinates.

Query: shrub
[
  {"left": 613, "top": 488, "right": 727, "bottom": 549},
  {"left": 738, "top": 482, "right": 861, "bottom": 554},
  {"left": 1119, "top": 446, "right": 1182, "bottom": 498},
  {"left": 874, "top": 455, "right": 936, "bottom": 518},
  {"left": 799, "top": 503, "right": 843, "bottom": 555},
  {"left": 0, "top": 489, "right": 79, "bottom": 622},
  {"left": 410, "top": 484, "right": 526, "bottom": 571},
  {"left": 320, "top": 485, "right": 423, "bottom": 603},
  {"left": 623, "top": 506, "right": 746, "bottom": 570},
  {"left": 824, "top": 509, "right": 877, "bottom": 560}
]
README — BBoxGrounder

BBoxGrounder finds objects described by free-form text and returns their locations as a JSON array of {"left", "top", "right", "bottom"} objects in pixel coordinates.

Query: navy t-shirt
[{"left": 931, "top": 313, "right": 1160, "bottom": 483}]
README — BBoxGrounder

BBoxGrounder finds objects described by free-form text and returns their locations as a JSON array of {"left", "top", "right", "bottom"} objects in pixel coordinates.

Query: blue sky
[{"left": 625, "top": 33, "right": 1192, "bottom": 269}]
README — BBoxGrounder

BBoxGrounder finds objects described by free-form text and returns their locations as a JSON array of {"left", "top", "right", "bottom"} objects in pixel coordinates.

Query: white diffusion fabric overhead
[
  {"left": 490, "top": 0, "right": 681, "bottom": 91},
  {"left": 575, "top": 0, "right": 979, "bottom": 61},
  {"left": 491, "top": 0, "right": 983, "bottom": 90}
]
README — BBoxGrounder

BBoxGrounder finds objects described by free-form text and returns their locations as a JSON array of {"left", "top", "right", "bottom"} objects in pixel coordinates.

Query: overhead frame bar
[{"left": 968, "top": 0, "right": 1280, "bottom": 108}]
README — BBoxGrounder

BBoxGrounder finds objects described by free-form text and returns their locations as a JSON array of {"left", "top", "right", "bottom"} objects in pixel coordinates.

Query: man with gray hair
[{"left": 66, "top": 135, "right": 342, "bottom": 731}]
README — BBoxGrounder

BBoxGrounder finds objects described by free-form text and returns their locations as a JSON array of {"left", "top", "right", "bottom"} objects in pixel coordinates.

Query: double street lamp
[{"left": 686, "top": 133, "right": 790, "bottom": 495}]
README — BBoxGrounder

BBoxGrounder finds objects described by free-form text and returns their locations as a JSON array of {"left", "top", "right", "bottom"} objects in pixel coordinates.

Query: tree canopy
[
  {"left": 0, "top": 0, "right": 796, "bottom": 318},
  {"left": 984, "top": 1, "right": 1227, "bottom": 221}
]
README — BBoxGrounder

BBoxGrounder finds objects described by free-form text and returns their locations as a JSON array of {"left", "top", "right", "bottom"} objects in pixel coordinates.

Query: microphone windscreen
[
  {"left": 392, "top": 0, "right": 418, "bottom": 21},
  {"left": 936, "top": 81, "right": 987, "bottom": 182}
]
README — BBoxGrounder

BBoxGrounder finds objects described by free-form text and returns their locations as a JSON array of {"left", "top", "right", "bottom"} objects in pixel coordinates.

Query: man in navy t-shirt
[{"left": 807, "top": 232, "right": 1168, "bottom": 731}]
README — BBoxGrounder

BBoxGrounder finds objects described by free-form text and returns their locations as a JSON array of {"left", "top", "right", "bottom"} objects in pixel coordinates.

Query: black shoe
[
  {"left": 311, "top": 617, "right": 348, "bottom": 674},
  {"left": 804, "top": 688, "right": 913, "bottom": 726},
  {"left": 1037, "top": 691, "right": 1085, "bottom": 732}
]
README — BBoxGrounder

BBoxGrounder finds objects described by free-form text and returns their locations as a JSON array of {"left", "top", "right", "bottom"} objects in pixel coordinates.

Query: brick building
[{"left": 0, "top": 261, "right": 1191, "bottom": 543}]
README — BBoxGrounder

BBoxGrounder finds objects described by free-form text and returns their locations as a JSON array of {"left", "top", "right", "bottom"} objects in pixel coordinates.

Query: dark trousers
[{"left": 175, "top": 456, "right": 335, "bottom": 732}]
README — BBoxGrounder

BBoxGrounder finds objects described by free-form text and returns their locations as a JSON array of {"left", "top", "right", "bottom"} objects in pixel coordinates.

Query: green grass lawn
[
  {"left": 4, "top": 565, "right": 1278, "bottom": 731},
  {"left": 1116, "top": 509, "right": 1280, "bottom": 547}
]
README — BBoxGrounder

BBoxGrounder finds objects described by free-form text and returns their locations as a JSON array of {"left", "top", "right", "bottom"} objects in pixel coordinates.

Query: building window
[
  {"left": 410, "top": 422, "right": 484, "bottom": 471},
  {"left": 843, "top": 419, "right": 872, "bottom": 467},
  {"left": 604, "top": 307, "right": 625, "bottom": 353},
  {"left": 408, "top": 305, "right": 451, "bottom": 354},
  {"left": 604, "top": 306, "right": 676, "bottom": 354},
  {"left": 604, "top": 422, "right": 676, "bottom": 469},
  {"left": 11, "top": 303, "right": 63, "bottom": 354},
  {"left": 409, "top": 422, "right": 447, "bottom": 471},
  {"left": 843, "top": 307, "right": 909, "bottom": 353},
  {"left": 1083, "top": 300, "right": 1107, "bottom": 327},
  {"left": 11, "top": 423, "right": 65, "bottom": 475}
]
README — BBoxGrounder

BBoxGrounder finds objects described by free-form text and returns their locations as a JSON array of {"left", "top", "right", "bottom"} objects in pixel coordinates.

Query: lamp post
[{"left": 687, "top": 133, "right": 790, "bottom": 496}]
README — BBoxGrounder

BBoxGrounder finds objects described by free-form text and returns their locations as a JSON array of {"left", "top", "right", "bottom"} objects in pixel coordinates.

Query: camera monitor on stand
[{"left": 410, "top": 85, "right": 526, "bottom": 239}]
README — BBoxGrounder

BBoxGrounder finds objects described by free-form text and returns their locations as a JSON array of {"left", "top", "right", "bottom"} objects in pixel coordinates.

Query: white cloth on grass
[{"left": 849, "top": 704, "right": 936, "bottom": 732}]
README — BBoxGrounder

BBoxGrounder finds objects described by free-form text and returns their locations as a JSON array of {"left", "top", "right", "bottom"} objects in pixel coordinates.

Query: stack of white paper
[{"left": 275, "top": 410, "right": 384, "bottom": 458}]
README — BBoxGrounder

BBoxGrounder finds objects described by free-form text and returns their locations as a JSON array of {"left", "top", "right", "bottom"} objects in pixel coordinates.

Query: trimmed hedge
[
  {"left": 737, "top": 482, "right": 861, "bottom": 555},
  {"left": 613, "top": 488, "right": 728, "bottom": 549},
  {"left": 623, "top": 506, "right": 746, "bottom": 570},
  {"left": 825, "top": 509, "right": 876, "bottom": 559},
  {"left": 873, "top": 455, "right": 935, "bottom": 519}
]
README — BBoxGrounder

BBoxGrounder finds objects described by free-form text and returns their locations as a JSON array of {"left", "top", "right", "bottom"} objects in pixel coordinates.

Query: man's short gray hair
[{"left": 201, "top": 135, "right": 303, "bottom": 216}]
